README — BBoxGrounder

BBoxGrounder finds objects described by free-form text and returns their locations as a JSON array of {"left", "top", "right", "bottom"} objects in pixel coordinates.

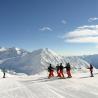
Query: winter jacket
[
  {"left": 65, "top": 63, "right": 71, "bottom": 71},
  {"left": 48, "top": 65, "right": 54, "bottom": 72}
]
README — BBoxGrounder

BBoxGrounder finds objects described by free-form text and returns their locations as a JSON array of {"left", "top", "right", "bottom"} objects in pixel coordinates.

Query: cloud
[
  {"left": 63, "top": 25, "right": 98, "bottom": 43},
  {"left": 66, "top": 37, "right": 98, "bottom": 43},
  {"left": 88, "top": 17, "right": 98, "bottom": 22},
  {"left": 40, "top": 27, "right": 52, "bottom": 31},
  {"left": 95, "top": 45, "right": 98, "bottom": 49},
  {"left": 61, "top": 20, "right": 67, "bottom": 24}
]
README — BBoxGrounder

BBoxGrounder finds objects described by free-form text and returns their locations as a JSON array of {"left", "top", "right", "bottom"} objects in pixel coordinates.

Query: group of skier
[
  {"left": 48, "top": 63, "right": 94, "bottom": 79},
  {"left": 48, "top": 63, "right": 72, "bottom": 79},
  {"left": 1, "top": 63, "right": 94, "bottom": 79}
]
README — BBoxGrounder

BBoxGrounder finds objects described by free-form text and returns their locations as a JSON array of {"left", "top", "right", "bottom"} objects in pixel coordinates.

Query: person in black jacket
[
  {"left": 65, "top": 63, "right": 72, "bottom": 78},
  {"left": 2, "top": 68, "right": 6, "bottom": 78},
  {"left": 59, "top": 63, "right": 65, "bottom": 78},
  {"left": 56, "top": 64, "right": 61, "bottom": 77},
  {"left": 48, "top": 64, "right": 54, "bottom": 78},
  {"left": 87, "top": 64, "right": 94, "bottom": 77}
]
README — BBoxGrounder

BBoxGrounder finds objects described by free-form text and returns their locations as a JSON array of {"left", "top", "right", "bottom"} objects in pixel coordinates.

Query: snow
[
  {"left": 0, "top": 47, "right": 97, "bottom": 75},
  {"left": 0, "top": 48, "right": 92, "bottom": 75},
  {"left": 80, "top": 54, "right": 98, "bottom": 68},
  {"left": 0, "top": 47, "right": 98, "bottom": 98},
  {"left": 15, "top": 48, "right": 22, "bottom": 55},
  {"left": 0, "top": 47, "right": 7, "bottom": 52},
  {"left": 0, "top": 72, "right": 98, "bottom": 98}
]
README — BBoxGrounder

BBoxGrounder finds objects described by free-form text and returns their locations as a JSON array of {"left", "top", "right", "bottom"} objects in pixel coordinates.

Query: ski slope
[{"left": 0, "top": 72, "right": 98, "bottom": 98}]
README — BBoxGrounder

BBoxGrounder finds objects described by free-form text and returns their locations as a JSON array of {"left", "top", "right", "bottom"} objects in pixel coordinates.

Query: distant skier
[
  {"left": 87, "top": 64, "right": 94, "bottom": 77},
  {"left": 48, "top": 64, "right": 54, "bottom": 78},
  {"left": 56, "top": 64, "right": 61, "bottom": 77},
  {"left": 2, "top": 68, "right": 6, "bottom": 78},
  {"left": 65, "top": 63, "right": 72, "bottom": 78},
  {"left": 59, "top": 63, "right": 65, "bottom": 78}
]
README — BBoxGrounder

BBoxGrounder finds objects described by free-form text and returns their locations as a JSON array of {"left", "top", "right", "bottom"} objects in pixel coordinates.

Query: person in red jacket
[
  {"left": 48, "top": 64, "right": 54, "bottom": 78},
  {"left": 88, "top": 64, "right": 94, "bottom": 77}
]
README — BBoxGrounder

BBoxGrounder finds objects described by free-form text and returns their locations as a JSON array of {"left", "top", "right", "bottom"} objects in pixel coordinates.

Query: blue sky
[{"left": 0, "top": 0, "right": 98, "bottom": 56}]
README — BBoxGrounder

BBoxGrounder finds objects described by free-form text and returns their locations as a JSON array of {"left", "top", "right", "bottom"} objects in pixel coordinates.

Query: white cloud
[
  {"left": 63, "top": 25, "right": 98, "bottom": 43},
  {"left": 88, "top": 17, "right": 98, "bottom": 22},
  {"left": 61, "top": 20, "right": 67, "bottom": 24},
  {"left": 77, "top": 25, "right": 96, "bottom": 29},
  {"left": 66, "top": 37, "right": 98, "bottom": 43},
  {"left": 95, "top": 45, "right": 98, "bottom": 49},
  {"left": 40, "top": 27, "right": 52, "bottom": 31}
]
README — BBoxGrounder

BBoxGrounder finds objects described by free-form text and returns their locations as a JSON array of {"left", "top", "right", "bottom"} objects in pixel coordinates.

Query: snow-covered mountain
[
  {"left": 64, "top": 56, "right": 90, "bottom": 69},
  {"left": 80, "top": 54, "right": 98, "bottom": 69},
  {"left": 0, "top": 47, "right": 92, "bottom": 75},
  {"left": 0, "top": 47, "right": 27, "bottom": 59}
]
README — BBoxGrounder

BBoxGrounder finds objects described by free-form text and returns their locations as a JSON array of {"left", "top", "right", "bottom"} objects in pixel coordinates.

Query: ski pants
[
  {"left": 60, "top": 70, "right": 65, "bottom": 78},
  {"left": 90, "top": 70, "right": 93, "bottom": 77},
  {"left": 48, "top": 70, "right": 54, "bottom": 78},
  {"left": 57, "top": 70, "right": 61, "bottom": 77},
  {"left": 67, "top": 70, "right": 72, "bottom": 77}
]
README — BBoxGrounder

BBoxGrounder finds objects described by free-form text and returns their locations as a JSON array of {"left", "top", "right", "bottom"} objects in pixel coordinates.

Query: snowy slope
[
  {"left": 80, "top": 54, "right": 98, "bottom": 69},
  {"left": 0, "top": 48, "right": 91, "bottom": 75},
  {"left": 0, "top": 73, "right": 98, "bottom": 98},
  {"left": 64, "top": 56, "right": 90, "bottom": 69}
]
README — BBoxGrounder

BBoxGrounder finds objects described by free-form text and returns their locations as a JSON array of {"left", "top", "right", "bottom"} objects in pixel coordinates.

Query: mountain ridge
[{"left": 0, "top": 47, "right": 97, "bottom": 75}]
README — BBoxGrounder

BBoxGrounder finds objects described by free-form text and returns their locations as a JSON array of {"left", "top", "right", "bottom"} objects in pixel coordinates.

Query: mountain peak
[
  {"left": 0, "top": 47, "right": 95, "bottom": 75},
  {"left": 0, "top": 47, "right": 7, "bottom": 52},
  {"left": 31, "top": 48, "right": 58, "bottom": 56},
  {"left": 41, "top": 48, "right": 58, "bottom": 56}
]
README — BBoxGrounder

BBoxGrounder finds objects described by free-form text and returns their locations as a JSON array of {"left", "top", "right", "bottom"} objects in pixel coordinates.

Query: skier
[
  {"left": 2, "top": 68, "right": 6, "bottom": 78},
  {"left": 56, "top": 64, "right": 61, "bottom": 77},
  {"left": 48, "top": 64, "right": 54, "bottom": 78},
  {"left": 65, "top": 63, "right": 72, "bottom": 78},
  {"left": 59, "top": 63, "right": 65, "bottom": 78},
  {"left": 88, "top": 64, "right": 94, "bottom": 77}
]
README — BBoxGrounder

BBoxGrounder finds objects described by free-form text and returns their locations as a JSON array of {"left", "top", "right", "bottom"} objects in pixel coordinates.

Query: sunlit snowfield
[{"left": 0, "top": 72, "right": 98, "bottom": 98}]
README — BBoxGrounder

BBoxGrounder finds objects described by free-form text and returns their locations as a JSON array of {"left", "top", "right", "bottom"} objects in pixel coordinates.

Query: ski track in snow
[{"left": 0, "top": 73, "right": 98, "bottom": 98}]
